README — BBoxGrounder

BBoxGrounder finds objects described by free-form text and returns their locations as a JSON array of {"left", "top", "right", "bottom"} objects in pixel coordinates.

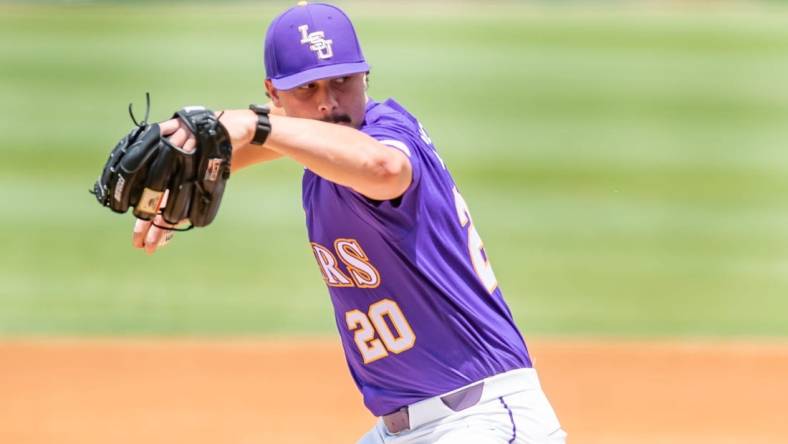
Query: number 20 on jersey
[{"left": 346, "top": 298, "right": 416, "bottom": 364}]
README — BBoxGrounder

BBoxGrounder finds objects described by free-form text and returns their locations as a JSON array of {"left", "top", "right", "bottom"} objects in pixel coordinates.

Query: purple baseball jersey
[{"left": 302, "top": 98, "right": 532, "bottom": 416}]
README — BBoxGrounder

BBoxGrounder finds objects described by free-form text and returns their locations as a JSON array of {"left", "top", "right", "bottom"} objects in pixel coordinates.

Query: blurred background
[
  {"left": 2, "top": 0, "right": 787, "bottom": 338},
  {"left": 1, "top": 1, "right": 788, "bottom": 443}
]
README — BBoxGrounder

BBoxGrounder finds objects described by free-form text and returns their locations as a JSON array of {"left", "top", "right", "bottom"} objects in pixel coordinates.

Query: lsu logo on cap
[{"left": 298, "top": 24, "right": 333, "bottom": 60}]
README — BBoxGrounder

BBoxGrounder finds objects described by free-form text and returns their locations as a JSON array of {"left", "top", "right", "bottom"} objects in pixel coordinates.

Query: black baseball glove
[{"left": 91, "top": 96, "right": 232, "bottom": 229}]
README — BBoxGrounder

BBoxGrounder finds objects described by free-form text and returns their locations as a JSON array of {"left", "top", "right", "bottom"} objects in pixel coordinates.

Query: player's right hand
[{"left": 159, "top": 117, "right": 197, "bottom": 152}]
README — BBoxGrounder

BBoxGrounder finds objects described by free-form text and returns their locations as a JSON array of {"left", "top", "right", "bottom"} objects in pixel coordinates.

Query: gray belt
[{"left": 382, "top": 381, "right": 484, "bottom": 434}]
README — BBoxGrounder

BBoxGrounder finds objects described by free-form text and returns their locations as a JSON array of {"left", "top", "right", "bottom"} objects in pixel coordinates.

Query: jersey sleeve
[
  {"left": 362, "top": 119, "right": 423, "bottom": 193},
  {"left": 334, "top": 116, "right": 425, "bottom": 235}
]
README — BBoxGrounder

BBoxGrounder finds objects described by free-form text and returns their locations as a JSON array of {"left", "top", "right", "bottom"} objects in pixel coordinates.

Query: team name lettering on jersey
[
  {"left": 311, "top": 239, "right": 381, "bottom": 288},
  {"left": 335, "top": 238, "right": 381, "bottom": 288},
  {"left": 311, "top": 242, "right": 354, "bottom": 287}
]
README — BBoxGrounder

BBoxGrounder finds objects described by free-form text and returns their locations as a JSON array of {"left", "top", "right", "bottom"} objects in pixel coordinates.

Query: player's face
[{"left": 265, "top": 73, "right": 367, "bottom": 129}]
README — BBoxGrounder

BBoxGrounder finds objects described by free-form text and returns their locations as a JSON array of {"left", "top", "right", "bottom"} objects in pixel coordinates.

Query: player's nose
[{"left": 316, "top": 85, "right": 339, "bottom": 114}]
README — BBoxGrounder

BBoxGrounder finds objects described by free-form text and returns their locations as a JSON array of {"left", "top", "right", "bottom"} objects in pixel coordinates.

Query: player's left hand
[
  {"left": 124, "top": 118, "right": 192, "bottom": 255},
  {"left": 127, "top": 109, "right": 254, "bottom": 255},
  {"left": 92, "top": 102, "right": 234, "bottom": 250},
  {"left": 132, "top": 215, "right": 177, "bottom": 255},
  {"left": 130, "top": 189, "right": 188, "bottom": 254}
]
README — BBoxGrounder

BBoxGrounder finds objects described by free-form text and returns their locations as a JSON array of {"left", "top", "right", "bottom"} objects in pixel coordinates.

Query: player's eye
[
  {"left": 333, "top": 76, "right": 348, "bottom": 85},
  {"left": 293, "top": 82, "right": 317, "bottom": 98}
]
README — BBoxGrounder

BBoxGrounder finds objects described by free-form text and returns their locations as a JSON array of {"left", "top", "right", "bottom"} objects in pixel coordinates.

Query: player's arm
[
  {"left": 208, "top": 108, "right": 412, "bottom": 200},
  {"left": 224, "top": 105, "right": 284, "bottom": 172},
  {"left": 166, "top": 107, "right": 411, "bottom": 201},
  {"left": 133, "top": 107, "right": 411, "bottom": 253},
  {"left": 232, "top": 143, "right": 283, "bottom": 171},
  {"left": 265, "top": 114, "right": 412, "bottom": 200}
]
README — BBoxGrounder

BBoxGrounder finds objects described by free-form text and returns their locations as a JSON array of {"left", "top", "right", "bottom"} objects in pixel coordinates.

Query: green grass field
[{"left": 2, "top": 1, "right": 788, "bottom": 337}]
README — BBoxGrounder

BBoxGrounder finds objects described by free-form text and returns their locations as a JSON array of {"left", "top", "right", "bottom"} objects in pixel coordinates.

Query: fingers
[
  {"left": 132, "top": 216, "right": 177, "bottom": 254},
  {"left": 182, "top": 136, "right": 196, "bottom": 153},
  {"left": 159, "top": 118, "right": 181, "bottom": 136},
  {"left": 144, "top": 224, "right": 163, "bottom": 255},
  {"left": 131, "top": 183, "right": 178, "bottom": 255},
  {"left": 168, "top": 127, "right": 189, "bottom": 147},
  {"left": 133, "top": 218, "right": 152, "bottom": 249},
  {"left": 144, "top": 215, "right": 174, "bottom": 255},
  {"left": 133, "top": 216, "right": 168, "bottom": 254},
  {"left": 159, "top": 119, "right": 196, "bottom": 152}
]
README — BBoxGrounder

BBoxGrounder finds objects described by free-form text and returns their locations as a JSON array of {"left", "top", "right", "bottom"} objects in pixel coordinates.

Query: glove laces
[{"left": 128, "top": 92, "right": 151, "bottom": 128}]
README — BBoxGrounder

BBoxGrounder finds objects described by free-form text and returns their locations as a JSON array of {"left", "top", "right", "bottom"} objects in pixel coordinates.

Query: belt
[
  {"left": 382, "top": 381, "right": 484, "bottom": 434},
  {"left": 380, "top": 368, "right": 539, "bottom": 435}
]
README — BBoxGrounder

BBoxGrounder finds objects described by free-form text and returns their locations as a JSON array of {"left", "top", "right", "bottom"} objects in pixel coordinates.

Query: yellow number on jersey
[
  {"left": 345, "top": 298, "right": 416, "bottom": 364},
  {"left": 453, "top": 187, "right": 498, "bottom": 293}
]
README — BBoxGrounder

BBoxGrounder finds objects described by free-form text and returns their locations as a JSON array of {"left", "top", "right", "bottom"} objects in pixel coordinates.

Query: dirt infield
[{"left": 1, "top": 339, "right": 786, "bottom": 444}]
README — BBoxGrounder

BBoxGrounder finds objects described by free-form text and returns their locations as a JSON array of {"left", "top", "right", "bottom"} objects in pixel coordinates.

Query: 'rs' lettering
[
  {"left": 311, "top": 242, "right": 353, "bottom": 287},
  {"left": 310, "top": 239, "right": 382, "bottom": 288},
  {"left": 335, "top": 239, "right": 381, "bottom": 288}
]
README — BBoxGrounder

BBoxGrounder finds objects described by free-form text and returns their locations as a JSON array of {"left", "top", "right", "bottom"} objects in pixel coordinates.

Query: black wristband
[{"left": 248, "top": 104, "right": 272, "bottom": 145}]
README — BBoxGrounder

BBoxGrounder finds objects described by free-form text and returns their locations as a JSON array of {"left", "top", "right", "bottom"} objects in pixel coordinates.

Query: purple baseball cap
[{"left": 264, "top": 2, "right": 370, "bottom": 91}]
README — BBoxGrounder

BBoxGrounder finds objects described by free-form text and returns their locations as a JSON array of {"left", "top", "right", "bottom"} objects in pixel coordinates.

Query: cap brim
[{"left": 271, "top": 62, "right": 370, "bottom": 90}]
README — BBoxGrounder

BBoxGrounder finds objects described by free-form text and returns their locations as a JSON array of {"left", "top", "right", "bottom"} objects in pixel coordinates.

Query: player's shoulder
[{"left": 363, "top": 98, "right": 420, "bottom": 134}]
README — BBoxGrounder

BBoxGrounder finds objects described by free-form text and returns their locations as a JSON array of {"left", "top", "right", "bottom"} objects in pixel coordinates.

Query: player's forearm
[
  {"left": 231, "top": 145, "right": 283, "bottom": 172},
  {"left": 262, "top": 114, "right": 412, "bottom": 200},
  {"left": 215, "top": 109, "right": 283, "bottom": 172}
]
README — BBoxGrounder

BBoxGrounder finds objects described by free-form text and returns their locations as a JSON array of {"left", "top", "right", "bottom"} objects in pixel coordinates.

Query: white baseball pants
[{"left": 357, "top": 368, "right": 567, "bottom": 444}]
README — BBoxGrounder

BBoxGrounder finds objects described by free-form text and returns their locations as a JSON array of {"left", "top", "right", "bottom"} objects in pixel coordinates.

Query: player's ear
[
  {"left": 264, "top": 79, "right": 282, "bottom": 106},
  {"left": 363, "top": 72, "right": 369, "bottom": 91}
]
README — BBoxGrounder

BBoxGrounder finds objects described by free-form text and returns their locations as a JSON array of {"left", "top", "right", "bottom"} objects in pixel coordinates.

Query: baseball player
[{"left": 133, "top": 2, "right": 566, "bottom": 443}]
